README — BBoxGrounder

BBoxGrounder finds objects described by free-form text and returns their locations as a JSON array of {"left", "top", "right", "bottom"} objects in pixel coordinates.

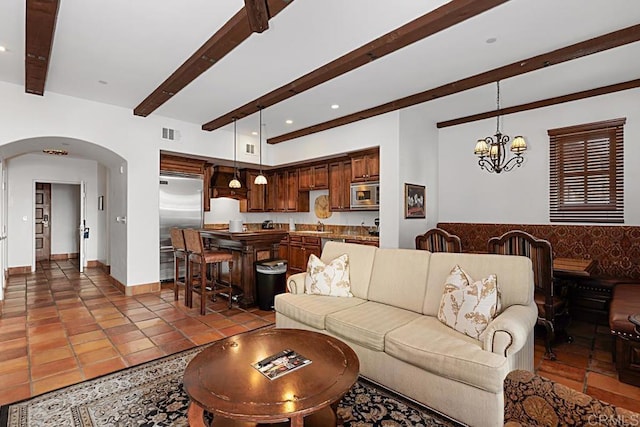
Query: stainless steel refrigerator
[{"left": 159, "top": 173, "right": 203, "bottom": 282}]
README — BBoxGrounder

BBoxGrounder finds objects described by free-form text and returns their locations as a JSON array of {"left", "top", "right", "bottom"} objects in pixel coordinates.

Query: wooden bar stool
[
  {"left": 183, "top": 229, "right": 234, "bottom": 315},
  {"left": 170, "top": 227, "right": 191, "bottom": 307}
]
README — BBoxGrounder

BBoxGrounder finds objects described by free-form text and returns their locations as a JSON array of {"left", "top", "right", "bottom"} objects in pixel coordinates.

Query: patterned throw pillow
[
  {"left": 437, "top": 265, "right": 500, "bottom": 340},
  {"left": 304, "top": 254, "right": 352, "bottom": 297}
]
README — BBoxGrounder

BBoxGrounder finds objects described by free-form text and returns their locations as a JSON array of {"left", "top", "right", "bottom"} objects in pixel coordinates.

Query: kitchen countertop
[
  {"left": 202, "top": 224, "right": 379, "bottom": 243},
  {"left": 287, "top": 230, "right": 379, "bottom": 242}
]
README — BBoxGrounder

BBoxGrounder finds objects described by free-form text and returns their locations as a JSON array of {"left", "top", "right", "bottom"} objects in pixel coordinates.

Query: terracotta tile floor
[
  {"left": 0, "top": 259, "right": 274, "bottom": 406},
  {"left": 533, "top": 321, "right": 640, "bottom": 412},
  {"left": 1, "top": 259, "right": 640, "bottom": 414}
]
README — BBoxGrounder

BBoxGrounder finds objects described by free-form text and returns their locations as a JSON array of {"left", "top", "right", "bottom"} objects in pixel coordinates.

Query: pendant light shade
[
  {"left": 254, "top": 107, "right": 267, "bottom": 185},
  {"left": 229, "top": 118, "right": 242, "bottom": 188}
]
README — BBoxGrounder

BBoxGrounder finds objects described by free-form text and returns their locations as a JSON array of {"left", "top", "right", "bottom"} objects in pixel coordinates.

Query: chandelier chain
[
  {"left": 496, "top": 80, "right": 501, "bottom": 135},
  {"left": 259, "top": 107, "right": 263, "bottom": 173}
]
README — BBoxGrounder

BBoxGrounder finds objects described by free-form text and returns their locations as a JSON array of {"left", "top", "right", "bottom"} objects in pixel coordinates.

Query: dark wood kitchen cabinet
[
  {"left": 244, "top": 170, "right": 266, "bottom": 212},
  {"left": 350, "top": 149, "right": 379, "bottom": 182},
  {"left": 278, "top": 235, "right": 289, "bottom": 261},
  {"left": 265, "top": 171, "right": 279, "bottom": 211},
  {"left": 329, "top": 160, "right": 351, "bottom": 211},
  {"left": 298, "top": 164, "right": 329, "bottom": 190},
  {"left": 288, "top": 235, "right": 321, "bottom": 273},
  {"left": 266, "top": 169, "right": 308, "bottom": 212}
]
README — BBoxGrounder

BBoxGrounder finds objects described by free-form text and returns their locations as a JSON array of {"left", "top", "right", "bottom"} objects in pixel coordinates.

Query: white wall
[
  {"left": 397, "top": 106, "right": 439, "bottom": 249},
  {"left": 3, "top": 80, "right": 636, "bottom": 288},
  {"left": 437, "top": 89, "right": 640, "bottom": 225},
  {"left": 50, "top": 183, "right": 80, "bottom": 255},
  {"left": 0, "top": 81, "right": 236, "bottom": 286},
  {"left": 96, "top": 164, "right": 108, "bottom": 264},
  {"left": 7, "top": 154, "right": 98, "bottom": 269}
]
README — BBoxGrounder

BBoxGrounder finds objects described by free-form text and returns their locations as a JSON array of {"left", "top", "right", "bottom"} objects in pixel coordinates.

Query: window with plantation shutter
[{"left": 549, "top": 118, "right": 625, "bottom": 223}]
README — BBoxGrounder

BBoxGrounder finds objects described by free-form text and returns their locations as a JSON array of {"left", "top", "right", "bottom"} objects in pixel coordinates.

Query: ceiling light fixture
[
  {"left": 0, "top": 46, "right": 6, "bottom": 52},
  {"left": 285, "top": 119, "right": 293, "bottom": 124},
  {"left": 43, "top": 149, "right": 68, "bottom": 156},
  {"left": 229, "top": 118, "right": 242, "bottom": 189},
  {"left": 254, "top": 107, "right": 267, "bottom": 185},
  {"left": 331, "top": 104, "right": 340, "bottom": 109},
  {"left": 473, "top": 81, "right": 527, "bottom": 174}
]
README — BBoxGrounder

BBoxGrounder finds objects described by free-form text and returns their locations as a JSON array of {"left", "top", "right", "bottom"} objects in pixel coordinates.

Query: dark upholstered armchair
[
  {"left": 504, "top": 370, "right": 639, "bottom": 426},
  {"left": 415, "top": 228, "right": 462, "bottom": 253},
  {"left": 488, "top": 230, "right": 570, "bottom": 360}
]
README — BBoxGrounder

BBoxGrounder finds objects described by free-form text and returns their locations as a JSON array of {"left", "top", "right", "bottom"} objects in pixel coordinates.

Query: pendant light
[
  {"left": 254, "top": 107, "right": 267, "bottom": 185},
  {"left": 228, "top": 118, "right": 242, "bottom": 188},
  {"left": 473, "top": 81, "right": 527, "bottom": 174}
]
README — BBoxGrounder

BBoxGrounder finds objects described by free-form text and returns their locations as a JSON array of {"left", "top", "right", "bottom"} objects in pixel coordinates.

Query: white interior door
[{"left": 79, "top": 181, "right": 86, "bottom": 273}]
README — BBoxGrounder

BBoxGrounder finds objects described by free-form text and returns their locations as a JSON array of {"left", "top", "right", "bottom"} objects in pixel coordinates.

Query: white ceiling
[{"left": 1, "top": 0, "right": 639, "bottom": 142}]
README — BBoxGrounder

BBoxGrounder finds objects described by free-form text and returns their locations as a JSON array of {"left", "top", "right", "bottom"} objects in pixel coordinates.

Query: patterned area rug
[{"left": 1, "top": 343, "right": 462, "bottom": 427}]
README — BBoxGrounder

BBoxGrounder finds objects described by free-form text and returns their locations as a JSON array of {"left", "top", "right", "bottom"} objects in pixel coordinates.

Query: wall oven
[{"left": 350, "top": 181, "right": 380, "bottom": 210}]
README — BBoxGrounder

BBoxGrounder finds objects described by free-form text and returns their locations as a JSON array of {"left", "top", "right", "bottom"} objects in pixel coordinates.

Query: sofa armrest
[
  {"left": 481, "top": 303, "right": 537, "bottom": 356},
  {"left": 287, "top": 272, "right": 307, "bottom": 294}
]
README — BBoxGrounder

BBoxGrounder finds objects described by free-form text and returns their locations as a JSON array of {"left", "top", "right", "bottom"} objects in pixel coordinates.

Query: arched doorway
[{"left": 0, "top": 136, "right": 127, "bottom": 300}]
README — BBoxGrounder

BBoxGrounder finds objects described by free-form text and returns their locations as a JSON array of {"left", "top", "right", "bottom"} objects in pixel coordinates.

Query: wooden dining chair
[
  {"left": 170, "top": 228, "right": 191, "bottom": 307},
  {"left": 488, "top": 230, "right": 570, "bottom": 360},
  {"left": 415, "top": 228, "right": 462, "bottom": 253},
  {"left": 183, "top": 229, "right": 234, "bottom": 315}
]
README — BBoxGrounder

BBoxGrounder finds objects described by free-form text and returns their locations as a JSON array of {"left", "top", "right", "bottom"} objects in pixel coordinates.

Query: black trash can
[{"left": 255, "top": 259, "right": 288, "bottom": 311}]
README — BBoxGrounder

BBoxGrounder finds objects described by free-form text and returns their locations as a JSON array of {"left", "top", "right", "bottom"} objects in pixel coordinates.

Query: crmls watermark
[{"left": 588, "top": 414, "right": 640, "bottom": 426}]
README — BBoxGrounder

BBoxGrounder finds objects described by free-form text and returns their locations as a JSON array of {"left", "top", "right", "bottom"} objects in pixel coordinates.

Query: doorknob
[{"left": 42, "top": 214, "right": 49, "bottom": 227}]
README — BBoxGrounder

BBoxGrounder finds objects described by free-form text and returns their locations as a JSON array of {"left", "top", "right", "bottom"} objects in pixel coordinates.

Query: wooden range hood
[{"left": 210, "top": 166, "right": 247, "bottom": 200}]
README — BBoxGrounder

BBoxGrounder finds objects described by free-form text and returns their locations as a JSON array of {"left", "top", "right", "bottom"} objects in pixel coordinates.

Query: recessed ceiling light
[
  {"left": 486, "top": 37, "right": 497, "bottom": 44},
  {"left": 285, "top": 119, "right": 293, "bottom": 124},
  {"left": 0, "top": 46, "right": 7, "bottom": 52},
  {"left": 331, "top": 104, "right": 340, "bottom": 109},
  {"left": 251, "top": 131, "right": 258, "bottom": 136},
  {"left": 43, "top": 149, "right": 68, "bottom": 156}
]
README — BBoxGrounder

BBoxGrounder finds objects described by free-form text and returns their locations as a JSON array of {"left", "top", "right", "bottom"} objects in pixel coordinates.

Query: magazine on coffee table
[{"left": 252, "top": 348, "right": 312, "bottom": 380}]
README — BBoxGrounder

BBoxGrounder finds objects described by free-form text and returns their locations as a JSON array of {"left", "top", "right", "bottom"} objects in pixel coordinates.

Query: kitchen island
[{"left": 200, "top": 229, "right": 289, "bottom": 308}]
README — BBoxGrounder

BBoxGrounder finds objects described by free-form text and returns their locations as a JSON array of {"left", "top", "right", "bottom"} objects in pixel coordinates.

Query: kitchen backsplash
[{"left": 204, "top": 190, "right": 380, "bottom": 229}]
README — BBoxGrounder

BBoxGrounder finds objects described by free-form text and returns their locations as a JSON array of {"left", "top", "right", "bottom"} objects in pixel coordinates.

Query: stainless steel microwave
[{"left": 350, "top": 182, "right": 380, "bottom": 210}]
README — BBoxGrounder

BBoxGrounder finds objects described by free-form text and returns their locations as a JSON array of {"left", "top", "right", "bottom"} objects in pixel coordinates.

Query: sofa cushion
[
  {"left": 367, "top": 248, "right": 430, "bottom": 313},
  {"left": 274, "top": 293, "right": 367, "bottom": 330},
  {"left": 423, "top": 253, "right": 533, "bottom": 316},
  {"left": 321, "top": 241, "right": 377, "bottom": 300},
  {"left": 385, "top": 316, "right": 510, "bottom": 393},
  {"left": 304, "top": 253, "right": 352, "bottom": 297},
  {"left": 438, "top": 270, "right": 499, "bottom": 340},
  {"left": 325, "top": 301, "right": 421, "bottom": 351}
]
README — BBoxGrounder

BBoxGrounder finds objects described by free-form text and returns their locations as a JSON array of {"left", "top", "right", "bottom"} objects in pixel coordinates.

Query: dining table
[{"left": 552, "top": 257, "right": 597, "bottom": 277}]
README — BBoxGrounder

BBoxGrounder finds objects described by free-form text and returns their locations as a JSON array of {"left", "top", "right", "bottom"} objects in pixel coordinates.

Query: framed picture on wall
[{"left": 404, "top": 183, "right": 426, "bottom": 219}]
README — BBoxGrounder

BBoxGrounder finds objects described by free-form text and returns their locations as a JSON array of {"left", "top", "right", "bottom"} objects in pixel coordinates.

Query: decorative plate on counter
[{"left": 314, "top": 195, "right": 332, "bottom": 219}]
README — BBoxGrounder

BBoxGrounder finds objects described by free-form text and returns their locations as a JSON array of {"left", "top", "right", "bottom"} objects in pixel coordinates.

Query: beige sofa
[{"left": 275, "top": 242, "right": 538, "bottom": 426}]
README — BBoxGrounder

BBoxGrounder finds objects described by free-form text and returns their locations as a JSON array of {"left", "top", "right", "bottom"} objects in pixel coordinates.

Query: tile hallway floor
[
  {"left": 0, "top": 259, "right": 274, "bottom": 406},
  {"left": 533, "top": 320, "right": 640, "bottom": 412},
  {"left": 1, "top": 259, "right": 639, "bottom": 414}
]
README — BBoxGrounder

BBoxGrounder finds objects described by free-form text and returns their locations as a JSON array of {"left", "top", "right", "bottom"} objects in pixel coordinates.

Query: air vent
[
  {"left": 161, "top": 127, "right": 176, "bottom": 141},
  {"left": 245, "top": 143, "right": 255, "bottom": 154}
]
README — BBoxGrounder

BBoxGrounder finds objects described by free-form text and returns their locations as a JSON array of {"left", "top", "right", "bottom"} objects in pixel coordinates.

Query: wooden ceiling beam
[
  {"left": 25, "top": 0, "right": 60, "bottom": 96},
  {"left": 245, "top": 0, "right": 270, "bottom": 33},
  {"left": 201, "top": 0, "right": 511, "bottom": 132},
  {"left": 437, "top": 79, "right": 640, "bottom": 128},
  {"left": 133, "top": 0, "right": 294, "bottom": 117},
  {"left": 267, "top": 24, "right": 640, "bottom": 144}
]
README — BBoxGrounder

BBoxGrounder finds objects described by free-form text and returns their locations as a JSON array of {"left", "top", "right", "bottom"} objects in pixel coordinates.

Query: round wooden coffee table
[{"left": 183, "top": 328, "right": 360, "bottom": 426}]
